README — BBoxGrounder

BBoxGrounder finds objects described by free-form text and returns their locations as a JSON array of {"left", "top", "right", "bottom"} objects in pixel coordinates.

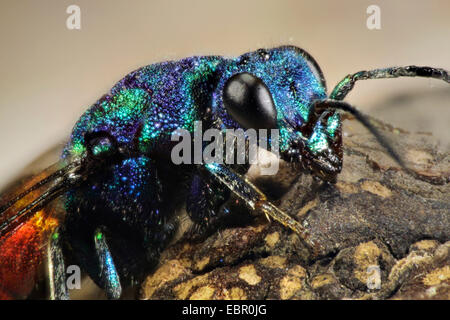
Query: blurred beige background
[{"left": 0, "top": 0, "right": 449, "bottom": 191}]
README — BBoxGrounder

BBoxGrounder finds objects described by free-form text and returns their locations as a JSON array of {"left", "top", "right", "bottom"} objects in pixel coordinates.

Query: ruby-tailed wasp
[{"left": 0, "top": 46, "right": 448, "bottom": 299}]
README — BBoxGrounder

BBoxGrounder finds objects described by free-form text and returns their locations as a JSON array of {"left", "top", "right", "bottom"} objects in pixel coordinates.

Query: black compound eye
[{"left": 223, "top": 72, "right": 277, "bottom": 129}]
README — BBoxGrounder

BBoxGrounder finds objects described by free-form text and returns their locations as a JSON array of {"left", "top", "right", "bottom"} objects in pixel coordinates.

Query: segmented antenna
[
  {"left": 331, "top": 66, "right": 449, "bottom": 101},
  {"left": 324, "top": 65, "right": 449, "bottom": 181}
]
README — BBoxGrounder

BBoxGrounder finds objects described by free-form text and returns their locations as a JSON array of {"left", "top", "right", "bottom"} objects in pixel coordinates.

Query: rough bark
[{"left": 140, "top": 117, "right": 449, "bottom": 300}]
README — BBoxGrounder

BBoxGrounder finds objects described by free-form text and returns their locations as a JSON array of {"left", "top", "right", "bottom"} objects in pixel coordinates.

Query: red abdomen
[{"left": 0, "top": 210, "right": 58, "bottom": 299}]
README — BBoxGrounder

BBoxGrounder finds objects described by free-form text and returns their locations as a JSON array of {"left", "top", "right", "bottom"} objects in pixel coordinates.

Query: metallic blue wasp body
[{"left": 59, "top": 46, "right": 340, "bottom": 298}]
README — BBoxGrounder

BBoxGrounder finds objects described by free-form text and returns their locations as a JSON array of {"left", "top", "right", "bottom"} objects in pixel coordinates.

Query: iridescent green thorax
[
  {"left": 67, "top": 87, "right": 152, "bottom": 157},
  {"left": 63, "top": 57, "right": 224, "bottom": 159}
]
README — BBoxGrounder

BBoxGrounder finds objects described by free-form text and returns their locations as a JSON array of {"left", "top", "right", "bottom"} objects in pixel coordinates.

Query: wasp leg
[
  {"left": 47, "top": 228, "right": 69, "bottom": 300},
  {"left": 93, "top": 228, "right": 122, "bottom": 300},
  {"left": 202, "top": 163, "right": 322, "bottom": 255},
  {"left": 331, "top": 66, "right": 449, "bottom": 100},
  {"left": 186, "top": 174, "right": 231, "bottom": 237}
]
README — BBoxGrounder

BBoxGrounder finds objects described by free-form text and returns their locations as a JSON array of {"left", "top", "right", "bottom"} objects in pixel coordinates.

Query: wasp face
[{"left": 218, "top": 46, "right": 343, "bottom": 181}]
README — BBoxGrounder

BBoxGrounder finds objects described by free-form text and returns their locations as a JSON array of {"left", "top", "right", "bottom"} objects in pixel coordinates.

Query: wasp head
[{"left": 218, "top": 45, "right": 343, "bottom": 181}]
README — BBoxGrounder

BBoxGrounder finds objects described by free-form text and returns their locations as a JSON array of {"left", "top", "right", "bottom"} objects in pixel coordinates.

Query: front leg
[{"left": 202, "top": 162, "right": 323, "bottom": 256}]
